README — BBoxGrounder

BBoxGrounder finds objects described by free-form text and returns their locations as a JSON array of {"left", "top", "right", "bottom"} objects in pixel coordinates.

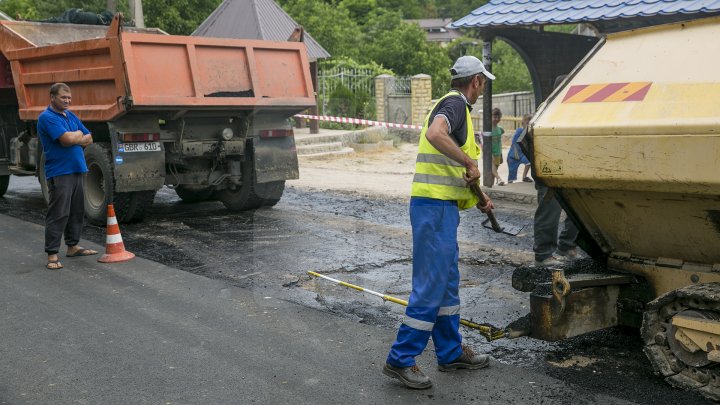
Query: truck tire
[
  {"left": 84, "top": 143, "right": 137, "bottom": 225},
  {"left": 126, "top": 190, "right": 156, "bottom": 223},
  {"left": 259, "top": 180, "right": 285, "bottom": 207},
  {"left": 218, "top": 182, "right": 262, "bottom": 211},
  {"left": 0, "top": 174, "right": 8, "bottom": 197},
  {"left": 218, "top": 157, "right": 263, "bottom": 211},
  {"left": 174, "top": 185, "right": 214, "bottom": 203}
]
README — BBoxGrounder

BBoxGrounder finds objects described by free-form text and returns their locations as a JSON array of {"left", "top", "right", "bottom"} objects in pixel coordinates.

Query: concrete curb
[{"left": 487, "top": 189, "right": 537, "bottom": 205}]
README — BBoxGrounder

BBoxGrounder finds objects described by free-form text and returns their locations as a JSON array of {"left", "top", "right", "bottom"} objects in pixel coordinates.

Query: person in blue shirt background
[
  {"left": 507, "top": 114, "right": 533, "bottom": 183},
  {"left": 38, "top": 82, "right": 97, "bottom": 270}
]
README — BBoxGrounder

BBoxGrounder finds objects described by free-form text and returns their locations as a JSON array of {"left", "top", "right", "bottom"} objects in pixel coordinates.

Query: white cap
[{"left": 450, "top": 56, "right": 496, "bottom": 80}]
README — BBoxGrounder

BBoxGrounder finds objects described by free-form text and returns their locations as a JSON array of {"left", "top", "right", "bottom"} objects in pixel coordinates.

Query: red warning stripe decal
[{"left": 562, "top": 82, "right": 652, "bottom": 103}]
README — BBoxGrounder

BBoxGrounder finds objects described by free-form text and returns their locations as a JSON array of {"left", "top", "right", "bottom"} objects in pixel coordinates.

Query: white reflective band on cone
[{"left": 106, "top": 234, "right": 123, "bottom": 244}]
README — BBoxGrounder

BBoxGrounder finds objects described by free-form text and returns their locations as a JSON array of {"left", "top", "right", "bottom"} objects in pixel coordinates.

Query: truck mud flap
[
  {"left": 253, "top": 136, "right": 299, "bottom": 185},
  {"left": 111, "top": 139, "right": 165, "bottom": 193},
  {"left": 0, "top": 160, "right": 9, "bottom": 176}
]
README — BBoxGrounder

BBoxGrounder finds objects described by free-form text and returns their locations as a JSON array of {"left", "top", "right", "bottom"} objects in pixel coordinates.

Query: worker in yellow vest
[{"left": 383, "top": 56, "right": 495, "bottom": 389}]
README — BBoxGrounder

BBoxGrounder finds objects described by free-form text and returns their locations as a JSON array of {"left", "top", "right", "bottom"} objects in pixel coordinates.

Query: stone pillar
[
  {"left": 375, "top": 74, "right": 393, "bottom": 123},
  {"left": 411, "top": 74, "right": 432, "bottom": 127}
]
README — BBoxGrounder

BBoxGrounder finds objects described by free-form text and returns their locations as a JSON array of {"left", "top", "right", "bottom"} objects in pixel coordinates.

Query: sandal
[
  {"left": 66, "top": 248, "right": 98, "bottom": 257},
  {"left": 46, "top": 259, "right": 63, "bottom": 270},
  {"left": 522, "top": 177, "right": 533, "bottom": 183},
  {"left": 497, "top": 181, "right": 506, "bottom": 186}
]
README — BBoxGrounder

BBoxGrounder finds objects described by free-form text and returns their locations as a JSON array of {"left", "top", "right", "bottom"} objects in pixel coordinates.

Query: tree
[
  {"left": 0, "top": 0, "right": 220, "bottom": 35},
  {"left": 376, "top": 0, "right": 434, "bottom": 19},
  {"left": 0, "top": 0, "right": 110, "bottom": 20},
  {"left": 281, "top": 0, "right": 364, "bottom": 60},
  {"left": 436, "top": 0, "right": 488, "bottom": 20},
  {"left": 339, "top": 0, "right": 376, "bottom": 21},
  {"left": 142, "top": 0, "right": 221, "bottom": 35},
  {"left": 361, "top": 9, "right": 450, "bottom": 97},
  {"left": 447, "top": 37, "right": 532, "bottom": 94},
  {"left": 0, "top": 0, "right": 40, "bottom": 20}
]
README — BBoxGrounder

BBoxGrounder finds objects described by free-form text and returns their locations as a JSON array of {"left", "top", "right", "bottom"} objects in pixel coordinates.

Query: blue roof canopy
[{"left": 452, "top": 0, "right": 720, "bottom": 31}]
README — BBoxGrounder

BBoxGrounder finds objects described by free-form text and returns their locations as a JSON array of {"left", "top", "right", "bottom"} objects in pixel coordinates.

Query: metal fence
[
  {"left": 471, "top": 91, "right": 536, "bottom": 130},
  {"left": 317, "top": 67, "right": 375, "bottom": 116},
  {"left": 389, "top": 77, "right": 411, "bottom": 95}
]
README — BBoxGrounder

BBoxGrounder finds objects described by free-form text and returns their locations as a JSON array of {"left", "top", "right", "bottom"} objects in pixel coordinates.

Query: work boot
[
  {"left": 438, "top": 345, "right": 490, "bottom": 372},
  {"left": 382, "top": 363, "right": 432, "bottom": 389},
  {"left": 534, "top": 255, "right": 564, "bottom": 267},
  {"left": 556, "top": 248, "right": 579, "bottom": 260}
]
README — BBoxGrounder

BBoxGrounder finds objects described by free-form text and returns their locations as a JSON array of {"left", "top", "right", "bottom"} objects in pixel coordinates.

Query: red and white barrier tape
[{"left": 294, "top": 114, "right": 422, "bottom": 130}]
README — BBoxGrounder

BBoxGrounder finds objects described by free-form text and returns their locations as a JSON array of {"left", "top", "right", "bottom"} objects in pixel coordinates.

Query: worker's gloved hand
[{"left": 477, "top": 193, "right": 494, "bottom": 213}]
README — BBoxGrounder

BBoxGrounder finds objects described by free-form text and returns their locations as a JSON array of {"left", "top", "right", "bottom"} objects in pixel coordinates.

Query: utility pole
[
  {"left": 129, "top": 0, "right": 145, "bottom": 28},
  {"left": 106, "top": 0, "right": 117, "bottom": 13},
  {"left": 482, "top": 38, "right": 494, "bottom": 187}
]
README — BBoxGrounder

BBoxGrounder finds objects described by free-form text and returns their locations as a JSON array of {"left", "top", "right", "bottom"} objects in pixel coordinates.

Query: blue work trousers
[{"left": 387, "top": 197, "right": 463, "bottom": 367}]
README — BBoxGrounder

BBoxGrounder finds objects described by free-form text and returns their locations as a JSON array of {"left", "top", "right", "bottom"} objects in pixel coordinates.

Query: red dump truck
[{"left": 0, "top": 15, "right": 315, "bottom": 223}]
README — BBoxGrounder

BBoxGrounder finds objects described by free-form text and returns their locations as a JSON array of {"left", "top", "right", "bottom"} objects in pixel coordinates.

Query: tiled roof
[
  {"left": 452, "top": 0, "right": 720, "bottom": 28},
  {"left": 193, "top": 0, "right": 330, "bottom": 61}
]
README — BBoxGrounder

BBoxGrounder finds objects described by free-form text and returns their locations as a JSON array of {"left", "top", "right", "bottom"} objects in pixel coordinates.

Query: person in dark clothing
[
  {"left": 533, "top": 75, "right": 579, "bottom": 266},
  {"left": 38, "top": 83, "right": 97, "bottom": 270},
  {"left": 383, "top": 56, "right": 495, "bottom": 390}
]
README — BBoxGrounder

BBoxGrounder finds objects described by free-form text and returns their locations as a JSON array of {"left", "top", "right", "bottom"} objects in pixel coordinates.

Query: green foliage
[
  {"left": 375, "top": 0, "right": 435, "bottom": 19},
  {"left": 281, "top": 0, "right": 364, "bottom": 60},
  {"left": 436, "top": 0, "right": 488, "bottom": 20},
  {"left": 0, "top": 0, "right": 221, "bottom": 35},
  {"left": 360, "top": 9, "right": 450, "bottom": 98},
  {"left": 0, "top": 0, "right": 112, "bottom": 20},
  {"left": 340, "top": 0, "right": 377, "bottom": 21},
  {"left": 320, "top": 57, "right": 392, "bottom": 77},
  {"left": 319, "top": 58, "right": 382, "bottom": 120},
  {"left": 326, "top": 84, "right": 371, "bottom": 119},
  {"left": 142, "top": 0, "right": 222, "bottom": 35},
  {"left": 446, "top": 37, "right": 532, "bottom": 94},
  {"left": 545, "top": 24, "right": 576, "bottom": 34},
  {"left": 491, "top": 41, "right": 532, "bottom": 93},
  {"left": 0, "top": 0, "right": 40, "bottom": 20}
]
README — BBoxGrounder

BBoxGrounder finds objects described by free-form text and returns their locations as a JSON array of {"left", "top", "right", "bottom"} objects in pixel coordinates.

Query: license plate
[{"left": 120, "top": 142, "right": 161, "bottom": 153}]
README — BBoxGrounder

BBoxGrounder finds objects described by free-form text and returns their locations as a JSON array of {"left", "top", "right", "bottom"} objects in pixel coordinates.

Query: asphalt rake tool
[
  {"left": 308, "top": 271, "right": 507, "bottom": 341},
  {"left": 471, "top": 180, "right": 524, "bottom": 236}
]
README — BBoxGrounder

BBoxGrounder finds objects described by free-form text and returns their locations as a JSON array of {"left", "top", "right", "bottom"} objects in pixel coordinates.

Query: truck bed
[{"left": 0, "top": 16, "right": 315, "bottom": 121}]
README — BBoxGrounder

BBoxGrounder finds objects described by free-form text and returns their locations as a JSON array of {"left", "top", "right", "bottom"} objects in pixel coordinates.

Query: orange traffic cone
[{"left": 98, "top": 204, "right": 135, "bottom": 263}]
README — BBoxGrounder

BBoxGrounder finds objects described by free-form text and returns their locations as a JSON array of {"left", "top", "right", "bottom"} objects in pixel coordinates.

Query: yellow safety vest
[{"left": 411, "top": 91, "right": 480, "bottom": 210}]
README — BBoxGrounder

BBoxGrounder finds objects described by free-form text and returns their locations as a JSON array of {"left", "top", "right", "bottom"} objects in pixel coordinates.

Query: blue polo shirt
[{"left": 37, "top": 106, "right": 89, "bottom": 179}]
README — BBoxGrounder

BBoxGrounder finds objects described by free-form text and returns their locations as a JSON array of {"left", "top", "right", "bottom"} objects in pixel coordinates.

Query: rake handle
[{"left": 470, "top": 181, "right": 503, "bottom": 233}]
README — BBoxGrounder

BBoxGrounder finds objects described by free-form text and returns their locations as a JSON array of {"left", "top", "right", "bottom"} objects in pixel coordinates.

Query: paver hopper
[{"left": 516, "top": 17, "right": 720, "bottom": 400}]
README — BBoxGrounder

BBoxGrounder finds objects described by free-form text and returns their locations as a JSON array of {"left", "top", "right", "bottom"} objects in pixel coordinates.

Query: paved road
[
  {"left": 0, "top": 213, "right": 626, "bottom": 404},
  {"left": 0, "top": 174, "right": 712, "bottom": 404}
]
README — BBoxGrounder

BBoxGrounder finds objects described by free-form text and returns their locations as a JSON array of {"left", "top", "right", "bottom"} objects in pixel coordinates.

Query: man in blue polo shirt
[{"left": 38, "top": 83, "right": 97, "bottom": 270}]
